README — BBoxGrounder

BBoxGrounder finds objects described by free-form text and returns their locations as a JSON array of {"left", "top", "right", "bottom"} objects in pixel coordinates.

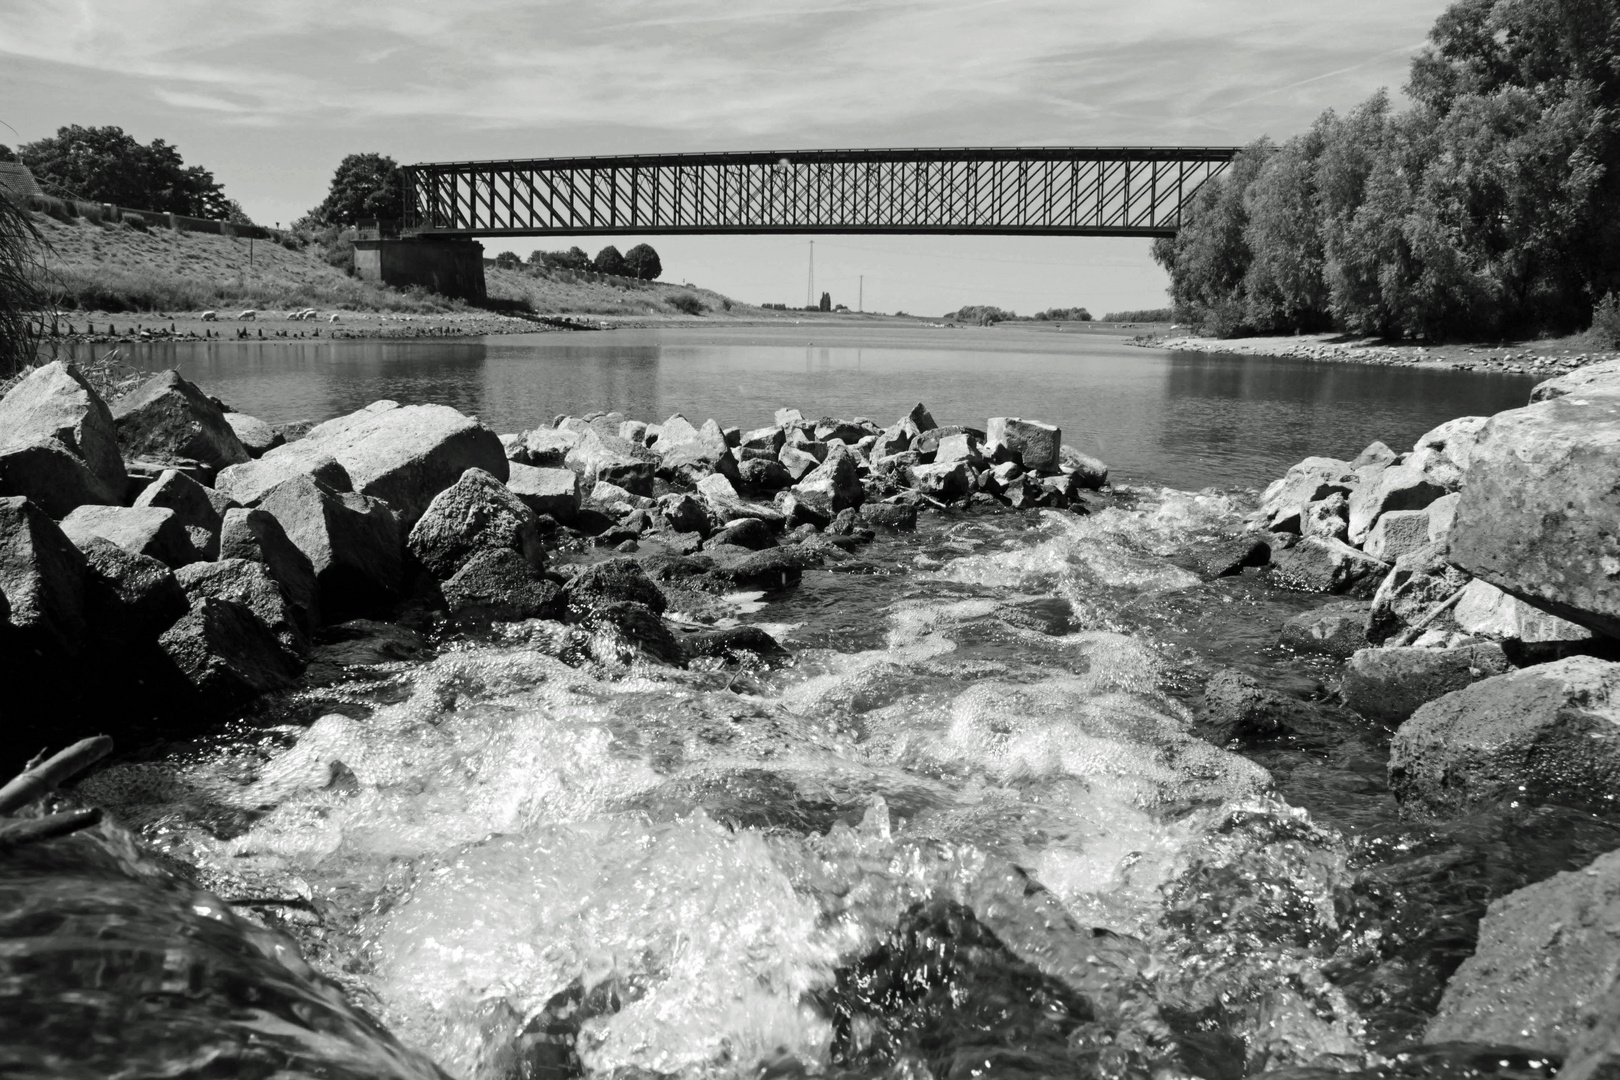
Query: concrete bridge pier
[{"left": 353, "top": 237, "right": 486, "bottom": 302}]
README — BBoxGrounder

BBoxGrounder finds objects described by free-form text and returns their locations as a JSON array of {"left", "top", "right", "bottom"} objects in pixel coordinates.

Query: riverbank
[{"left": 1133, "top": 328, "right": 1617, "bottom": 376}]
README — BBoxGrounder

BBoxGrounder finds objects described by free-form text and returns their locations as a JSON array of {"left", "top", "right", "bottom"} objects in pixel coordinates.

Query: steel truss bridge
[{"left": 401, "top": 147, "right": 1238, "bottom": 239}]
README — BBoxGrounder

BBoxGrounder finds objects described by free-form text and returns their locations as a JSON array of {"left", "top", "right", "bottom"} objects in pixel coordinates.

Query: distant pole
[
  {"left": 859, "top": 275, "right": 863, "bottom": 313},
  {"left": 807, "top": 241, "right": 814, "bottom": 309}
]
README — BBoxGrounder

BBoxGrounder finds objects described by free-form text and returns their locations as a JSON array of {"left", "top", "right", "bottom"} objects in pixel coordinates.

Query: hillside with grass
[{"left": 484, "top": 261, "right": 749, "bottom": 318}]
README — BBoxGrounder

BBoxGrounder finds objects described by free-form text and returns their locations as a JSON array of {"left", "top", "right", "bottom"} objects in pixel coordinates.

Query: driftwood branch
[
  {"left": 1387, "top": 587, "right": 1469, "bottom": 648},
  {"left": 0, "top": 736, "right": 113, "bottom": 815},
  {"left": 0, "top": 808, "right": 103, "bottom": 849}
]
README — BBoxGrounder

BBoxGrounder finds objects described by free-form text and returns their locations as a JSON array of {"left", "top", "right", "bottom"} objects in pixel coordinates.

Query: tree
[
  {"left": 0, "top": 146, "right": 16, "bottom": 163},
  {"left": 593, "top": 245, "right": 627, "bottom": 276},
  {"left": 531, "top": 247, "right": 591, "bottom": 271},
  {"left": 493, "top": 251, "right": 522, "bottom": 270},
  {"left": 819, "top": 291, "right": 831, "bottom": 312},
  {"left": 624, "top": 243, "right": 662, "bottom": 280},
  {"left": 311, "top": 153, "right": 404, "bottom": 226},
  {"left": 18, "top": 125, "right": 229, "bottom": 217}
]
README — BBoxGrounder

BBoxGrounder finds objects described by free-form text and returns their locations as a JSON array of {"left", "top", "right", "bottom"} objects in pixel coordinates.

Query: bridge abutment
[{"left": 353, "top": 237, "right": 486, "bottom": 302}]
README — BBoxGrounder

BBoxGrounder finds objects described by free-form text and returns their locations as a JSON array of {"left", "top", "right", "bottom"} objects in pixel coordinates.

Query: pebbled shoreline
[{"left": 1131, "top": 330, "right": 1617, "bottom": 377}]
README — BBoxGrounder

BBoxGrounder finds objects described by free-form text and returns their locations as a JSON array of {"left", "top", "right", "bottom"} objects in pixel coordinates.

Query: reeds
[{"left": 0, "top": 194, "right": 49, "bottom": 378}]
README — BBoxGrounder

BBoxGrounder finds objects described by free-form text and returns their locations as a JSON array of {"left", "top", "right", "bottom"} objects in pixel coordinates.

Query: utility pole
[
  {"left": 807, "top": 241, "right": 814, "bottom": 309},
  {"left": 859, "top": 276, "right": 863, "bottom": 313}
]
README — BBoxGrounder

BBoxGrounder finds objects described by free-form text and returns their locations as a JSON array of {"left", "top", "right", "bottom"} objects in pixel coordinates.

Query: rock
[
  {"left": 1058, "top": 445, "right": 1109, "bottom": 489},
  {"left": 1347, "top": 463, "right": 1451, "bottom": 546},
  {"left": 1363, "top": 508, "right": 1431, "bottom": 563},
  {"left": 258, "top": 475, "right": 402, "bottom": 621},
  {"left": 1349, "top": 441, "right": 1398, "bottom": 469},
  {"left": 775, "top": 407, "right": 805, "bottom": 429},
  {"left": 741, "top": 426, "right": 784, "bottom": 453},
  {"left": 620, "top": 420, "right": 649, "bottom": 446},
  {"left": 565, "top": 428, "right": 656, "bottom": 496},
  {"left": 111, "top": 370, "right": 250, "bottom": 479},
  {"left": 407, "top": 468, "right": 545, "bottom": 581},
  {"left": 59, "top": 505, "right": 198, "bottom": 568},
  {"left": 899, "top": 402, "right": 937, "bottom": 438},
  {"left": 1196, "top": 669, "right": 1309, "bottom": 744},
  {"left": 1450, "top": 390, "right": 1620, "bottom": 638},
  {"left": 0, "top": 498, "right": 87, "bottom": 656},
  {"left": 914, "top": 425, "right": 985, "bottom": 460},
  {"left": 562, "top": 558, "right": 666, "bottom": 616},
  {"left": 703, "top": 545, "right": 812, "bottom": 592},
  {"left": 77, "top": 536, "right": 187, "bottom": 644},
  {"left": 505, "top": 463, "right": 580, "bottom": 521},
  {"left": 214, "top": 450, "right": 353, "bottom": 507},
  {"left": 223, "top": 412, "right": 283, "bottom": 457},
  {"left": 441, "top": 548, "right": 564, "bottom": 622},
  {"left": 775, "top": 491, "right": 830, "bottom": 530},
  {"left": 157, "top": 595, "right": 302, "bottom": 712},
  {"left": 658, "top": 493, "right": 712, "bottom": 535},
  {"left": 308, "top": 619, "right": 425, "bottom": 667},
  {"left": 1427, "top": 846, "right": 1620, "bottom": 1062},
  {"left": 778, "top": 445, "right": 821, "bottom": 481},
  {"left": 1530, "top": 357, "right": 1620, "bottom": 402},
  {"left": 581, "top": 600, "right": 684, "bottom": 666},
  {"left": 907, "top": 459, "right": 973, "bottom": 500},
  {"left": 241, "top": 401, "right": 507, "bottom": 526},
  {"left": 1452, "top": 578, "right": 1592, "bottom": 643},
  {"left": 986, "top": 417, "right": 1061, "bottom": 471},
  {"left": 1425, "top": 491, "right": 1461, "bottom": 550},
  {"left": 1172, "top": 535, "right": 1270, "bottom": 580},
  {"left": 510, "top": 426, "right": 579, "bottom": 467},
  {"left": 652, "top": 417, "right": 738, "bottom": 485},
  {"left": 1280, "top": 601, "right": 1370, "bottom": 658},
  {"left": 862, "top": 501, "right": 918, "bottom": 530},
  {"left": 1340, "top": 642, "right": 1512, "bottom": 723},
  {"left": 1301, "top": 492, "right": 1350, "bottom": 542},
  {"left": 737, "top": 457, "right": 793, "bottom": 491},
  {"left": 871, "top": 425, "right": 910, "bottom": 460},
  {"left": 1409, "top": 415, "right": 1488, "bottom": 487},
  {"left": 218, "top": 508, "right": 319, "bottom": 632},
  {"left": 132, "top": 469, "right": 234, "bottom": 560},
  {"left": 815, "top": 418, "right": 869, "bottom": 444},
  {"left": 682, "top": 625, "right": 790, "bottom": 664},
  {"left": 934, "top": 432, "right": 984, "bottom": 466},
  {"left": 709, "top": 517, "right": 775, "bottom": 551},
  {"left": 176, "top": 559, "right": 308, "bottom": 655},
  {"left": 1269, "top": 537, "right": 1389, "bottom": 598},
  {"left": 0, "top": 360, "right": 125, "bottom": 514},
  {"left": 793, "top": 445, "right": 864, "bottom": 514},
  {"left": 1257, "top": 457, "right": 1358, "bottom": 533},
  {"left": 1366, "top": 543, "right": 1470, "bottom": 644},
  {"left": 1389, "top": 655, "right": 1620, "bottom": 818}
]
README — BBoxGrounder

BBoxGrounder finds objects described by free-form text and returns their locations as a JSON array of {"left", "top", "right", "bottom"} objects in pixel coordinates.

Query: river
[{"left": 8, "top": 327, "right": 1592, "bottom": 1080}]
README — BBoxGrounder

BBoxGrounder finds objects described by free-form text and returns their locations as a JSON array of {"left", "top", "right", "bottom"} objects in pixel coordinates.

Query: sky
[{"left": 0, "top": 0, "right": 1448, "bottom": 316}]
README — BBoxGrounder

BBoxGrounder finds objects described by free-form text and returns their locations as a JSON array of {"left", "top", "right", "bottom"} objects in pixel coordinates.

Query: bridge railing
[{"left": 401, "top": 147, "right": 1238, "bottom": 239}]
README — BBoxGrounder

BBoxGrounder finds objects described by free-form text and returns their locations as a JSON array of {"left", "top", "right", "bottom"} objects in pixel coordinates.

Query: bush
[
  {"left": 945, "top": 304, "right": 1014, "bottom": 325},
  {"left": 669, "top": 293, "right": 705, "bottom": 315},
  {"left": 1589, "top": 292, "right": 1620, "bottom": 349},
  {"left": 493, "top": 251, "right": 522, "bottom": 270},
  {"left": 1034, "top": 307, "right": 1091, "bottom": 321},
  {"left": 1102, "top": 308, "right": 1173, "bottom": 322},
  {"left": 0, "top": 194, "right": 48, "bottom": 378}
]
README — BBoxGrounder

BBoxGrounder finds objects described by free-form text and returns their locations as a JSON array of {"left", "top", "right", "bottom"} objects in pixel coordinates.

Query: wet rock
[
  {"left": 708, "top": 517, "right": 775, "bottom": 550},
  {"left": 1530, "top": 357, "right": 1620, "bottom": 402},
  {"left": 112, "top": 370, "right": 250, "bottom": 479},
  {"left": 77, "top": 535, "right": 187, "bottom": 645},
  {"left": 218, "top": 508, "right": 319, "bottom": 632},
  {"left": 1449, "top": 390, "right": 1620, "bottom": 638},
  {"left": 60, "top": 505, "right": 199, "bottom": 568},
  {"left": 1364, "top": 508, "right": 1432, "bottom": 564},
  {"left": 1452, "top": 578, "right": 1592, "bottom": 644},
  {"left": 1196, "top": 669, "right": 1309, "bottom": 744},
  {"left": 0, "top": 360, "right": 125, "bottom": 515},
  {"left": 408, "top": 467, "right": 545, "bottom": 580},
  {"left": 132, "top": 468, "right": 234, "bottom": 560},
  {"left": 1301, "top": 492, "right": 1350, "bottom": 542},
  {"left": 214, "top": 450, "right": 353, "bottom": 507},
  {"left": 794, "top": 444, "right": 864, "bottom": 515},
  {"left": 985, "top": 417, "right": 1061, "bottom": 471},
  {"left": 258, "top": 475, "right": 402, "bottom": 621},
  {"left": 441, "top": 547, "right": 564, "bottom": 622},
  {"left": 1347, "top": 463, "right": 1451, "bottom": 546},
  {"left": 775, "top": 490, "right": 831, "bottom": 531},
  {"left": 1340, "top": 642, "right": 1512, "bottom": 723},
  {"left": 157, "top": 595, "right": 302, "bottom": 712},
  {"left": 505, "top": 463, "right": 580, "bottom": 521},
  {"left": 1349, "top": 440, "right": 1398, "bottom": 469},
  {"left": 861, "top": 501, "right": 918, "bottom": 530},
  {"left": 1366, "top": 544, "right": 1469, "bottom": 644},
  {"left": 176, "top": 558, "right": 308, "bottom": 656},
  {"left": 582, "top": 600, "right": 684, "bottom": 665},
  {"left": 1426, "top": 845, "right": 1620, "bottom": 1062},
  {"left": 562, "top": 558, "right": 666, "bottom": 616},
  {"left": 223, "top": 412, "right": 283, "bottom": 457},
  {"left": 1256, "top": 457, "right": 1357, "bottom": 532},
  {"left": 1059, "top": 447, "right": 1109, "bottom": 490},
  {"left": 1389, "top": 656, "right": 1620, "bottom": 819},
  {"left": 0, "top": 497, "right": 88, "bottom": 657},
  {"left": 737, "top": 456, "right": 792, "bottom": 491},
  {"left": 1172, "top": 535, "right": 1270, "bottom": 580},
  {"left": 703, "top": 545, "right": 812, "bottom": 592},
  {"left": 1269, "top": 537, "right": 1389, "bottom": 598},
  {"left": 682, "top": 625, "right": 790, "bottom": 664},
  {"left": 308, "top": 619, "right": 425, "bottom": 667},
  {"left": 1280, "top": 601, "right": 1370, "bottom": 658},
  {"left": 995, "top": 596, "right": 1076, "bottom": 635}
]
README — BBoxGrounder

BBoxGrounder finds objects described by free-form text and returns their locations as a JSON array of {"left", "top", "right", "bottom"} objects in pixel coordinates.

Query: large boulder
[
  {"left": 565, "top": 428, "right": 656, "bottom": 497},
  {"left": 505, "top": 463, "right": 580, "bottom": 521},
  {"left": 1389, "top": 656, "right": 1620, "bottom": 818},
  {"left": 509, "top": 426, "right": 580, "bottom": 467},
  {"left": 111, "top": 370, "right": 251, "bottom": 479},
  {"left": 1280, "top": 601, "right": 1370, "bottom": 658},
  {"left": 1340, "top": 642, "right": 1513, "bottom": 723},
  {"left": 176, "top": 559, "right": 309, "bottom": 656},
  {"left": 407, "top": 468, "right": 545, "bottom": 580},
  {"left": 157, "top": 595, "right": 302, "bottom": 713},
  {"left": 237, "top": 401, "right": 506, "bottom": 526},
  {"left": 132, "top": 469, "right": 234, "bottom": 560},
  {"left": 1407, "top": 415, "right": 1488, "bottom": 489},
  {"left": 986, "top": 417, "right": 1060, "bottom": 471},
  {"left": 218, "top": 508, "right": 319, "bottom": 632},
  {"left": 1363, "top": 508, "right": 1431, "bottom": 564},
  {"left": 1530, "top": 357, "right": 1620, "bottom": 402},
  {"left": 441, "top": 548, "right": 564, "bottom": 622},
  {"left": 1426, "top": 846, "right": 1620, "bottom": 1061},
  {"left": 653, "top": 416, "right": 739, "bottom": 485},
  {"left": 1058, "top": 445, "right": 1108, "bottom": 489},
  {"left": 77, "top": 535, "right": 188, "bottom": 645},
  {"left": 0, "top": 496, "right": 87, "bottom": 656},
  {"left": 258, "top": 475, "right": 402, "bottom": 621},
  {"left": 1347, "top": 462, "right": 1450, "bottom": 546},
  {"left": 214, "top": 451, "right": 353, "bottom": 507},
  {"left": 1195, "top": 669, "right": 1311, "bottom": 744},
  {"left": 1365, "top": 543, "right": 1469, "bottom": 644},
  {"left": 59, "top": 505, "right": 198, "bottom": 568},
  {"left": 1449, "top": 391, "right": 1620, "bottom": 638},
  {"left": 1452, "top": 577, "right": 1592, "bottom": 644},
  {"left": 1255, "top": 457, "right": 1357, "bottom": 533},
  {"left": 907, "top": 460, "right": 973, "bottom": 500},
  {"left": 581, "top": 601, "right": 685, "bottom": 666},
  {"left": 1269, "top": 536, "right": 1389, "bottom": 598},
  {"left": 0, "top": 361, "right": 126, "bottom": 515},
  {"left": 794, "top": 444, "right": 864, "bottom": 515},
  {"left": 222, "top": 412, "right": 284, "bottom": 457}
]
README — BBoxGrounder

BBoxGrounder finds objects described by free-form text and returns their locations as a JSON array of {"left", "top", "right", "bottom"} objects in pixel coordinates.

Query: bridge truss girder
[{"left": 401, "top": 147, "right": 1237, "bottom": 239}]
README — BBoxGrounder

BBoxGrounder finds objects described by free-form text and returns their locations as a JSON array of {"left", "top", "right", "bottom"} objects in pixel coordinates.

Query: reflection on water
[{"left": 65, "top": 325, "right": 1537, "bottom": 490}]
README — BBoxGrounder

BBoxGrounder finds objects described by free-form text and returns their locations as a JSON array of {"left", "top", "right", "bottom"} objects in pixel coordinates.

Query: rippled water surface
[{"left": 14, "top": 329, "right": 1589, "bottom": 1079}]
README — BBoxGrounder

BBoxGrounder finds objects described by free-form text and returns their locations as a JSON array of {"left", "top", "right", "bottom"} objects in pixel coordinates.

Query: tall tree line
[{"left": 1153, "top": 0, "right": 1620, "bottom": 340}]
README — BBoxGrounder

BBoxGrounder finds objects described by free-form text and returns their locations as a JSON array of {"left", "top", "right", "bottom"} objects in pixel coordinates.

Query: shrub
[
  {"left": 1102, "top": 308, "right": 1174, "bottom": 322},
  {"left": 669, "top": 293, "right": 705, "bottom": 315},
  {"left": 1589, "top": 292, "right": 1620, "bottom": 349},
  {"left": 945, "top": 304, "right": 1014, "bottom": 325},
  {"left": 0, "top": 193, "right": 48, "bottom": 378},
  {"left": 493, "top": 251, "right": 522, "bottom": 270}
]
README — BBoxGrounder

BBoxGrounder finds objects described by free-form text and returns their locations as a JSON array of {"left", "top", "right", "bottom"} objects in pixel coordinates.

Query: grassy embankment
[{"left": 26, "top": 209, "right": 751, "bottom": 320}]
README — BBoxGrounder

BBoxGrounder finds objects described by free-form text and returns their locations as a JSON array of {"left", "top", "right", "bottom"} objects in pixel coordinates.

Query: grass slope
[{"left": 485, "top": 263, "right": 752, "bottom": 318}]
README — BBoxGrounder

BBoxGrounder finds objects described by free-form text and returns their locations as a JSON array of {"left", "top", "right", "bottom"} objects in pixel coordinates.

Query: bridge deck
[{"left": 401, "top": 147, "right": 1237, "bottom": 239}]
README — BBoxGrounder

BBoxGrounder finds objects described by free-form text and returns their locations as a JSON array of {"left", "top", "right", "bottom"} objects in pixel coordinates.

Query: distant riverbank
[{"left": 1132, "top": 329, "right": 1615, "bottom": 377}]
